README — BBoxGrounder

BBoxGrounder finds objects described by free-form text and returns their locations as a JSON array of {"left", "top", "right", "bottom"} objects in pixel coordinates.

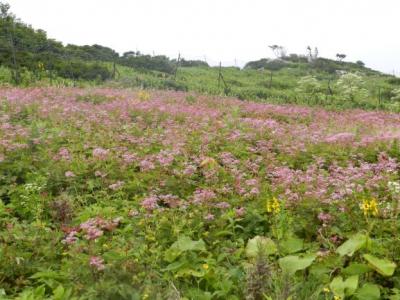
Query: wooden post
[
  {"left": 112, "top": 61, "right": 116, "bottom": 79},
  {"left": 218, "top": 62, "right": 222, "bottom": 89},
  {"left": 269, "top": 71, "right": 273, "bottom": 88},
  {"left": 378, "top": 87, "right": 381, "bottom": 105},
  {"left": 173, "top": 53, "right": 181, "bottom": 80}
]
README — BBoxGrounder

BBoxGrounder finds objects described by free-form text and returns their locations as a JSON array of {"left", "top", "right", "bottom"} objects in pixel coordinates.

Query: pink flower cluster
[
  {"left": 62, "top": 217, "right": 122, "bottom": 244},
  {"left": 90, "top": 256, "right": 105, "bottom": 271}
]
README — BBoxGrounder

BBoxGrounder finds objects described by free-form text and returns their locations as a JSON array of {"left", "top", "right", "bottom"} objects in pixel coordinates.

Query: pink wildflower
[
  {"left": 62, "top": 230, "right": 78, "bottom": 245},
  {"left": 215, "top": 202, "right": 230, "bottom": 209},
  {"left": 141, "top": 196, "right": 159, "bottom": 211},
  {"left": 89, "top": 256, "right": 105, "bottom": 271},
  {"left": 204, "top": 213, "right": 215, "bottom": 221},
  {"left": 56, "top": 147, "right": 71, "bottom": 161},
  {"left": 139, "top": 159, "right": 155, "bottom": 171},
  {"left": 65, "top": 171, "right": 75, "bottom": 178},
  {"left": 235, "top": 207, "right": 246, "bottom": 217},
  {"left": 108, "top": 181, "right": 124, "bottom": 190},
  {"left": 85, "top": 227, "right": 104, "bottom": 240},
  {"left": 92, "top": 147, "right": 109, "bottom": 160},
  {"left": 193, "top": 189, "right": 216, "bottom": 204},
  {"left": 122, "top": 152, "right": 137, "bottom": 164},
  {"left": 318, "top": 212, "right": 332, "bottom": 223}
]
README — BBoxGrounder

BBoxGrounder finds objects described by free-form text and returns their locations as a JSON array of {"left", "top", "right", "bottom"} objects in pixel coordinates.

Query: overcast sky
[{"left": 6, "top": 0, "right": 400, "bottom": 75}]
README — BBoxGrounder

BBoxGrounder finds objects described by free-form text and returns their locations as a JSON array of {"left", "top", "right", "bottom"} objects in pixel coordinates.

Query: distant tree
[
  {"left": 123, "top": 51, "right": 137, "bottom": 58},
  {"left": 268, "top": 45, "right": 287, "bottom": 58},
  {"left": 0, "top": 1, "right": 10, "bottom": 18},
  {"left": 356, "top": 60, "right": 365, "bottom": 67},
  {"left": 179, "top": 59, "right": 209, "bottom": 67},
  {"left": 244, "top": 58, "right": 287, "bottom": 71},
  {"left": 336, "top": 72, "right": 369, "bottom": 101},
  {"left": 306, "top": 46, "right": 312, "bottom": 62},
  {"left": 306, "top": 46, "right": 319, "bottom": 63},
  {"left": 284, "top": 53, "right": 308, "bottom": 63},
  {"left": 314, "top": 47, "right": 319, "bottom": 59},
  {"left": 336, "top": 53, "right": 346, "bottom": 62},
  {"left": 0, "top": 1, "right": 20, "bottom": 84}
]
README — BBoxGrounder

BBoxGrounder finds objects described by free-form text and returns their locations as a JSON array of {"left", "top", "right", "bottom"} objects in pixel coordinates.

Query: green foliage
[
  {"left": 356, "top": 283, "right": 381, "bottom": 300},
  {"left": 295, "top": 75, "right": 323, "bottom": 102},
  {"left": 278, "top": 254, "right": 316, "bottom": 275},
  {"left": 245, "top": 236, "right": 277, "bottom": 258},
  {"left": 244, "top": 58, "right": 288, "bottom": 71},
  {"left": 336, "top": 72, "right": 369, "bottom": 101},
  {"left": 391, "top": 88, "right": 400, "bottom": 101},
  {"left": 1, "top": 87, "right": 400, "bottom": 298},
  {"left": 329, "top": 275, "right": 359, "bottom": 298},
  {"left": 363, "top": 254, "right": 396, "bottom": 277},
  {"left": 336, "top": 233, "right": 367, "bottom": 257}
]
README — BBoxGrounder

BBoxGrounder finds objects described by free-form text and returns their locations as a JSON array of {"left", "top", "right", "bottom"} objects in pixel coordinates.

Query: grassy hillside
[
  {"left": 2, "top": 1, "right": 400, "bottom": 112},
  {"left": 108, "top": 62, "right": 400, "bottom": 111}
]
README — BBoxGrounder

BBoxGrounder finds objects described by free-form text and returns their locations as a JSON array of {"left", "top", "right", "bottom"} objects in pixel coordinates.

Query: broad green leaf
[
  {"left": 329, "top": 275, "right": 358, "bottom": 298},
  {"left": 389, "top": 288, "right": 400, "bottom": 300},
  {"left": 343, "top": 263, "right": 371, "bottom": 276},
  {"left": 164, "top": 236, "right": 206, "bottom": 262},
  {"left": 162, "top": 260, "right": 187, "bottom": 271},
  {"left": 345, "top": 275, "right": 359, "bottom": 295},
  {"left": 356, "top": 283, "right": 380, "bottom": 300},
  {"left": 336, "top": 233, "right": 367, "bottom": 257},
  {"left": 246, "top": 236, "right": 277, "bottom": 258},
  {"left": 363, "top": 254, "right": 396, "bottom": 276},
  {"left": 278, "top": 254, "right": 316, "bottom": 275},
  {"left": 176, "top": 267, "right": 206, "bottom": 278},
  {"left": 280, "top": 236, "right": 304, "bottom": 254}
]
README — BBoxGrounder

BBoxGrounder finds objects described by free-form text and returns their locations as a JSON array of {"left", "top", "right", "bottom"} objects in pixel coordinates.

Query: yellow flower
[
  {"left": 369, "top": 198, "right": 379, "bottom": 216},
  {"left": 360, "top": 198, "right": 379, "bottom": 216},
  {"left": 267, "top": 197, "right": 281, "bottom": 214},
  {"left": 138, "top": 90, "right": 150, "bottom": 101},
  {"left": 322, "top": 287, "right": 330, "bottom": 293},
  {"left": 333, "top": 296, "right": 341, "bottom": 300},
  {"left": 200, "top": 157, "right": 218, "bottom": 169},
  {"left": 202, "top": 263, "right": 209, "bottom": 270}
]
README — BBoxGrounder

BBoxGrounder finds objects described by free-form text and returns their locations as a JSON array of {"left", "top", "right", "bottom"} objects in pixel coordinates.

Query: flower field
[{"left": 1, "top": 87, "right": 400, "bottom": 299}]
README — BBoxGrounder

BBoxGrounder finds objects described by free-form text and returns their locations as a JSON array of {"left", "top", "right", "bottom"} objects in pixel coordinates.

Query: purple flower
[
  {"left": 204, "top": 213, "right": 215, "bottom": 221},
  {"left": 92, "top": 147, "right": 109, "bottom": 160},
  {"left": 139, "top": 159, "right": 155, "bottom": 171},
  {"left": 141, "top": 196, "right": 159, "bottom": 211},
  {"left": 90, "top": 256, "right": 105, "bottom": 271},
  {"left": 62, "top": 230, "right": 78, "bottom": 245},
  {"left": 235, "top": 207, "right": 246, "bottom": 217},
  {"left": 56, "top": 147, "right": 71, "bottom": 161},
  {"left": 318, "top": 212, "right": 332, "bottom": 223},
  {"left": 85, "top": 227, "right": 104, "bottom": 240},
  {"left": 215, "top": 202, "right": 230, "bottom": 209},
  {"left": 108, "top": 181, "right": 124, "bottom": 191},
  {"left": 65, "top": 171, "right": 75, "bottom": 178},
  {"left": 193, "top": 189, "right": 216, "bottom": 205}
]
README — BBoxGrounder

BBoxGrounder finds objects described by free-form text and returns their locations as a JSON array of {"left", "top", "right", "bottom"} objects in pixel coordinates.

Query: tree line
[{"left": 0, "top": 2, "right": 209, "bottom": 85}]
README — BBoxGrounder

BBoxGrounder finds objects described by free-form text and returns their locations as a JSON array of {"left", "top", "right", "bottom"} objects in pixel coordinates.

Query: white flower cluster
[
  {"left": 24, "top": 183, "right": 44, "bottom": 193},
  {"left": 388, "top": 181, "right": 400, "bottom": 194}
]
